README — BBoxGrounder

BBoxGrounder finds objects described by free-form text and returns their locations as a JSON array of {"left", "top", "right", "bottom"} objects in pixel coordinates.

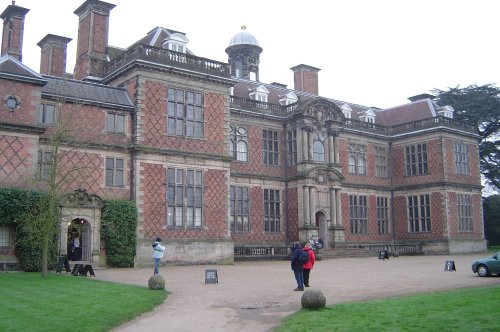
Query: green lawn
[
  {"left": 488, "top": 245, "right": 500, "bottom": 253},
  {"left": 0, "top": 272, "right": 167, "bottom": 332},
  {"left": 277, "top": 285, "right": 500, "bottom": 332}
]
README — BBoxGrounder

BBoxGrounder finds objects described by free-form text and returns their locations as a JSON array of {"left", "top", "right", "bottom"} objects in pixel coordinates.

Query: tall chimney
[
  {"left": 73, "top": 0, "right": 115, "bottom": 80},
  {"left": 0, "top": 1, "right": 29, "bottom": 61},
  {"left": 37, "top": 34, "right": 72, "bottom": 77},
  {"left": 291, "top": 64, "right": 320, "bottom": 95}
]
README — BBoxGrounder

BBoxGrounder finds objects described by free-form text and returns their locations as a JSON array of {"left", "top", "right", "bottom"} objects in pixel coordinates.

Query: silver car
[{"left": 471, "top": 251, "right": 500, "bottom": 277}]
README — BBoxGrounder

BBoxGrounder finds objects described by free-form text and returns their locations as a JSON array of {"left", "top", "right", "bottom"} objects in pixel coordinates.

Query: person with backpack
[
  {"left": 303, "top": 243, "right": 316, "bottom": 287},
  {"left": 290, "top": 242, "right": 306, "bottom": 291}
]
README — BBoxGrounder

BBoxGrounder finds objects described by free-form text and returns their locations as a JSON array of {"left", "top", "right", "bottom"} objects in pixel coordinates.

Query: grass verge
[
  {"left": 277, "top": 285, "right": 500, "bottom": 332},
  {"left": 488, "top": 245, "right": 500, "bottom": 253},
  {"left": 0, "top": 272, "right": 167, "bottom": 332}
]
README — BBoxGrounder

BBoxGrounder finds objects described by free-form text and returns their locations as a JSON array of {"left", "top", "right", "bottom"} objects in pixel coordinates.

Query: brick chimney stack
[
  {"left": 291, "top": 64, "right": 320, "bottom": 95},
  {"left": 73, "top": 0, "right": 115, "bottom": 80},
  {"left": 0, "top": 1, "right": 29, "bottom": 61},
  {"left": 38, "top": 34, "right": 72, "bottom": 77}
]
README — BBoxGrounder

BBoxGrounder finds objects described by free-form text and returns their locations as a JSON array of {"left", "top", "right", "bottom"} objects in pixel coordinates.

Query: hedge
[
  {"left": 0, "top": 188, "right": 138, "bottom": 271},
  {"left": 101, "top": 199, "right": 138, "bottom": 267}
]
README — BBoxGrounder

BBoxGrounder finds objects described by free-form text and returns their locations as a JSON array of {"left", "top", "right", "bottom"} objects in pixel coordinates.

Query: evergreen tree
[
  {"left": 433, "top": 84, "right": 500, "bottom": 191},
  {"left": 483, "top": 195, "right": 500, "bottom": 245}
]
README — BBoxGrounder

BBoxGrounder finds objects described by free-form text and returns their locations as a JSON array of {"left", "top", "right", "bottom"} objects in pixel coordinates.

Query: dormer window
[
  {"left": 359, "top": 109, "right": 376, "bottom": 125},
  {"left": 279, "top": 92, "right": 298, "bottom": 106},
  {"left": 437, "top": 105, "right": 454, "bottom": 119},
  {"left": 249, "top": 84, "right": 269, "bottom": 103},
  {"left": 341, "top": 104, "right": 352, "bottom": 119},
  {"left": 162, "top": 33, "right": 189, "bottom": 53}
]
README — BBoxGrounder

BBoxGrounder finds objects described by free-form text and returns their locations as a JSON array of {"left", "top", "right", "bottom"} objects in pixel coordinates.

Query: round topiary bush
[
  {"left": 301, "top": 289, "right": 326, "bottom": 310},
  {"left": 148, "top": 275, "right": 165, "bottom": 290}
]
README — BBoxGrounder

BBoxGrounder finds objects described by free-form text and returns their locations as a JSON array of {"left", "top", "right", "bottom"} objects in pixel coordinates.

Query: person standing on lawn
[{"left": 303, "top": 243, "right": 316, "bottom": 287}]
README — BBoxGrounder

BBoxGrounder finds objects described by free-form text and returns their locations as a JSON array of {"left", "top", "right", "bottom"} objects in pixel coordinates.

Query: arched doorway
[
  {"left": 67, "top": 218, "right": 91, "bottom": 262},
  {"left": 315, "top": 211, "right": 327, "bottom": 247},
  {"left": 59, "top": 189, "right": 103, "bottom": 264}
]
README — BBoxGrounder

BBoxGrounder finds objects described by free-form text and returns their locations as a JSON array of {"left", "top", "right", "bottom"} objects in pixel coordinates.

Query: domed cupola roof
[{"left": 228, "top": 26, "right": 260, "bottom": 47}]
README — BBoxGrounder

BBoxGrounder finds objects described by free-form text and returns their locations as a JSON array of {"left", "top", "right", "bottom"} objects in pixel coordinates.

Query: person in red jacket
[{"left": 303, "top": 243, "right": 316, "bottom": 287}]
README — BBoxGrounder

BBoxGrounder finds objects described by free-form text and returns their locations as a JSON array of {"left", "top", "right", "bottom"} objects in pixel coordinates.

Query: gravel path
[{"left": 93, "top": 253, "right": 500, "bottom": 332}]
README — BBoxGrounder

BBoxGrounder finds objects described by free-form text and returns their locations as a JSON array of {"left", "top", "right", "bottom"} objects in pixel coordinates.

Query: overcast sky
[{"left": 9, "top": 0, "right": 500, "bottom": 109}]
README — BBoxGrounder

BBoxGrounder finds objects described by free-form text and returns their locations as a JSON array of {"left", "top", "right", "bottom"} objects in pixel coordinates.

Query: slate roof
[
  {"left": 42, "top": 76, "right": 134, "bottom": 110},
  {"left": 231, "top": 78, "right": 442, "bottom": 127},
  {"left": 0, "top": 55, "right": 46, "bottom": 85},
  {"left": 375, "top": 99, "right": 436, "bottom": 127}
]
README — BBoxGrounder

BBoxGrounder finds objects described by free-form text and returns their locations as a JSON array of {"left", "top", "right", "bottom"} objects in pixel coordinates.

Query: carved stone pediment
[
  {"left": 307, "top": 167, "right": 344, "bottom": 184},
  {"left": 60, "top": 189, "right": 103, "bottom": 208},
  {"left": 299, "top": 98, "right": 344, "bottom": 132}
]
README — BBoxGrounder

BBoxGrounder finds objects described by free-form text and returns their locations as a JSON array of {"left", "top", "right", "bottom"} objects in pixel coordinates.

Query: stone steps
[{"left": 316, "top": 248, "right": 377, "bottom": 259}]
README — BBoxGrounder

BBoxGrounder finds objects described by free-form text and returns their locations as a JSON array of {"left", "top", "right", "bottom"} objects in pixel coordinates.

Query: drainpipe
[
  {"left": 389, "top": 141, "right": 395, "bottom": 248},
  {"left": 129, "top": 78, "right": 139, "bottom": 200}
]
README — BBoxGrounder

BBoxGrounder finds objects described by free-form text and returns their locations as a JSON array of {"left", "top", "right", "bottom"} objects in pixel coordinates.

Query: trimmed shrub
[{"left": 101, "top": 200, "right": 138, "bottom": 267}]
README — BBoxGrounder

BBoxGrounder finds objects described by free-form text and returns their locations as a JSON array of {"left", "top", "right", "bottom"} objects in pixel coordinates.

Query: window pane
[
  {"left": 187, "top": 91, "right": 194, "bottom": 104},
  {"left": 115, "top": 170, "right": 124, "bottom": 186},
  {"left": 168, "top": 102, "right": 175, "bottom": 116},
  {"left": 106, "top": 158, "right": 114, "bottom": 169},
  {"left": 187, "top": 105, "right": 194, "bottom": 119},
  {"left": 167, "top": 186, "right": 175, "bottom": 204},
  {"left": 186, "top": 121, "right": 194, "bottom": 137},
  {"left": 177, "top": 90, "right": 184, "bottom": 102},
  {"left": 176, "top": 119, "right": 183, "bottom": 135},
  {"left": 105, "top": 170, "right": 114, "bottom": 186},
  {"left": 194, "top": 123, "right": 203, "bottom": 138},
  {"left": 116, "top": 114, "right": 125, "bottom": 132},
  {"left": 187, "top": 187, "right": 194, "bottom": 204},
  {"left": 176, "top": 187, "right": 184, "bottom": 204},
  {"left": 45, "top": 106, "right": 54, "bottom": 124},
  {"left": 168, "top": 118, "right": 175, "bottom": 133},
  {"left": 106, "top": 113, "right": 114, "bottom": 131},
  {"left": 115, "top": 159, "right": 124, "bottom": 169}
]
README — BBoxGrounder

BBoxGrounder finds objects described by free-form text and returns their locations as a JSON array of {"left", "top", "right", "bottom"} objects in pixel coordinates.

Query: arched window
[
  {"left": 235, "top": 61, "right": 243, "bottom": 78},
  {"left": 237, "top": 141, "right": 248, "bottom": 162},
  {"left": 348, "top": 155, "right": 356, "bottom": 174},
  {"left": 313, "top": 141, "right": 325, "bottom": 162},
  {"left": 228, "top": 125, "right": 248, "bottom": 162},
  {"left": 358, "top": 157, "right": 366, "bottom": 175}
]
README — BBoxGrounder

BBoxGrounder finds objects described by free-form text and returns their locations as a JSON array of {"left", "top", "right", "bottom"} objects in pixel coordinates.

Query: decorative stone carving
[{"left": 60, "top": 189, "right": 104, "bottom": 208}]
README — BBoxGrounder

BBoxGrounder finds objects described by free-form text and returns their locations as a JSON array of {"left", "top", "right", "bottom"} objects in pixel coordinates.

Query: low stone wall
[
  {"left": 448, "top": 239, "right": 487, "bottom": 254},
  {"left": 135, "top": 238, "right": 234, "bottom": 267}
]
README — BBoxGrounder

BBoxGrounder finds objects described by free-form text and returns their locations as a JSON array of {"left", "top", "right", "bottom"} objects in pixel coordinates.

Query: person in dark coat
[
  {"left": 290, "top": 242, "right": 304, "bottom": 291},
  {"left": 303, "top": 243, "right": 316, "bottom": 287}
]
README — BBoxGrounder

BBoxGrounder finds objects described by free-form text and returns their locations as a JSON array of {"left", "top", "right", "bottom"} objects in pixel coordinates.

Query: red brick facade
[{"left": 0, "top": 0, "right": 486, "bottom": 268}]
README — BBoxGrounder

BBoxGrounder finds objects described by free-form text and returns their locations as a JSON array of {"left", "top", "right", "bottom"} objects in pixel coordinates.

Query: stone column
[
  {"left": 308, "top": 130, "right": 313, "bottom": 161},
  {"left": 336, "top": 190, "right": 343, "bottom": 226},
  {"left": 302, "top": 128, "right": 309, "bottom": 161},
  {"left": 328, "top": 134, "right": 335, "bottom": 164},
  {"left": 330, "top": 188, "right": 337, "bottom": 225},
  {"left": 334, "top": 135, "right": 339, "bottom": 164},
  {"left": 297, "top": 128, "right": 303, "bottom": 162},
  {"left": 310, "top": 187, "right": 316, "bottom": 227},
  {"left": 303, "top": 186, "right": 310, "bottom": 225}
]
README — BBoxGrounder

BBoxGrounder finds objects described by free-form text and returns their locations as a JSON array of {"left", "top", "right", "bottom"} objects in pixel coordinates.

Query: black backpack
[{"left": 297, "top": 249, "right": 310, "bottom": 264}]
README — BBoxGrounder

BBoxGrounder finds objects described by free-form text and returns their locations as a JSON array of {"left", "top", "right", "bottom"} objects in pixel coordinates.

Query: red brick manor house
[{"left": 0, "top": 0, "right": 485, "bottom": 267}]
